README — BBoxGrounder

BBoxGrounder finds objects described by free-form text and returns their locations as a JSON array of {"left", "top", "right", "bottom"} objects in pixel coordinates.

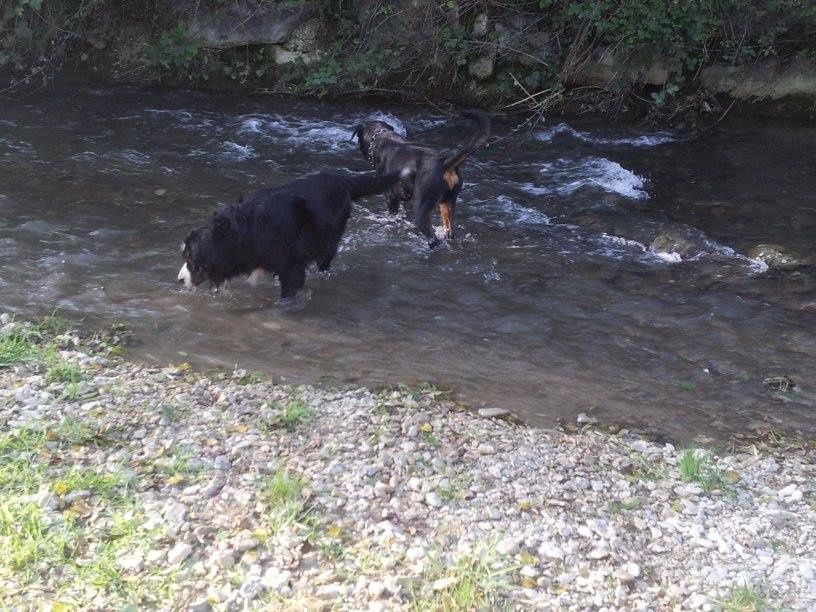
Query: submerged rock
[
  {"left": 746, "top": 244, "right": 810, "bottom": 269},
  {"left": 649, "top": 227, "right": 716, "bottom": 261}
]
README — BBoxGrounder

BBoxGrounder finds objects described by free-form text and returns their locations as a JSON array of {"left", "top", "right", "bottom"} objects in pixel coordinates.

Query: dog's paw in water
[{"left": 278, "top": 288, "right": 311, "bottom": 312}]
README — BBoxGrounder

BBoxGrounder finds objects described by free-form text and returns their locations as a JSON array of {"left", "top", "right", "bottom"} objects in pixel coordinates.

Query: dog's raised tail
[
  {"left": 342, "top": 167, "right": 411, "bottom": 200},
  {"left": 442, "top": 110, "right": 491, "bottom": 172}
]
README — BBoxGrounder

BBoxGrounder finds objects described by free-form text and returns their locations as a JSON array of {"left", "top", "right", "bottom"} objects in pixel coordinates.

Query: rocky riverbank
[
  {"left": 3, "top": 1, "right": 816, "bottom": 121},
  {"left": 1, "top": 317, "right": 815, "bottom": 610}
]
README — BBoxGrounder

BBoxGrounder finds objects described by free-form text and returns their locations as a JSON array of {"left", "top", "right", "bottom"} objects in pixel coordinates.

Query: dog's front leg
[
  {"left": 388, "top": 196, "right": 401, "bottom": 214},
  {"left": 317, "top": 244, "right": 339, "bottom": 272},
  {"left": 279, "top": 265, "right": 306, "bottom": 299}
]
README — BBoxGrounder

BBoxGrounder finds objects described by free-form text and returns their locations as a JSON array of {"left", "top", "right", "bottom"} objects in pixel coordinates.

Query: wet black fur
[
  {"left": 351, "top": 110, "right": 490, "bottom": 247},
  {"left": 180, "top": 171, "right": 403, "bottom": 299}
]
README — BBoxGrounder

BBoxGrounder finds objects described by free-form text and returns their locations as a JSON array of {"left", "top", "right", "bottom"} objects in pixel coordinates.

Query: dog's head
[
  {"left": 350, "top": 120, "right": 397, "bottom": 160},
  {"left": 177, "top": 209, "right": 244, "bottom": 289}
]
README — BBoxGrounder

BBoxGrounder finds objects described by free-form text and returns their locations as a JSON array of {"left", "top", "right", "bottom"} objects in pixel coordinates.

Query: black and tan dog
[{"left": 351, "top": 110, "right": 490, "bottom": 247}]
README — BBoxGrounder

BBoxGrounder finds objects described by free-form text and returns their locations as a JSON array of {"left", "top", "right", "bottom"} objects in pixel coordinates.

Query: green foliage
[
  {"left": 2, "top": 0, "right": 815, "bottom": 111},
  {"left": 260, "top": 469, "right": 311, "bottom": 534},
  {"left": 0, "top": 500, "right": 77, "bottom": 577},
  {"left": 145, "top": 24, "right": 204, "bottom": 78},
  {"left": 719, "top": 583, "right": 769, "bottom": 612},
  {"left": 678, "top": 448, "right": 732, "bottom": 493},
  {"left": 410, "top": 542, "right": 515, "bottom": 611}
]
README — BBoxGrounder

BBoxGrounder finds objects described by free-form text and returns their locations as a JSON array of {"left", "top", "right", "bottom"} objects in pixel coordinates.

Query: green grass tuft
[
  {"left": 411, "top": 544, "right": 514, "bottom": 611},
  {"left": 281, "top": 399, "right": 312, "bottom": 431},
  {"left": 631, "top": 454, "right": 668, "bottom": 481},
  {"left": 0, "top": 324, "right": 45, "bottom": 367},
  {"left": 52, "top": 468, "right": 124, "bottom": 499},
  {"left": 678, "top": 448, "right": 731, "bottom": 493},
  {"left": 260, "top": 469, "right": 311, "bottom": 534},
  {"left": 719, "top": 584, "right": 768, "bottom": 612},
  {"left": 0, "top": 314, "right": 74, "bottom": 369},
  {"left": 45, "top": 355, "right": 85, "bottom": 384},
  {"left": 0, "top": 500, "right": 77, "bottom": 578}
]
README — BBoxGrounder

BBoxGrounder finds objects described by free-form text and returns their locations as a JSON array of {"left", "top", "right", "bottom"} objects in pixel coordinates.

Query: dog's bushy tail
[
  {"left": 341, "top": 168, "right": 411, "bottom": 200},
  {"left": 442, "top": 110, "right": 491, "bottom": 172}
]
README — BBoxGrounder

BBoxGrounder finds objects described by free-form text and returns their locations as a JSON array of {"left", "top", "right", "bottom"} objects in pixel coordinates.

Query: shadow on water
[{"left": 1, "top": 83, "right": 815, "bottom": 443}]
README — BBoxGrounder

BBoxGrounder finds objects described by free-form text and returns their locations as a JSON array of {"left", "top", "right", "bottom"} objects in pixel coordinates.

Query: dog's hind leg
[
  {"left": 439, "top": 168, "right": 462, "bottom": 240},
  {"left": 279, "top": 264, "right": 306, "bottom": 299},
  {"left": 411, "top": 169, "right": 448, "bottom": 248},
  {"left": 412, "top": 192, "right": 442, "bottom": 248},
  {"left": 438, "top": 200, "right": 455, "bottom": 240}
]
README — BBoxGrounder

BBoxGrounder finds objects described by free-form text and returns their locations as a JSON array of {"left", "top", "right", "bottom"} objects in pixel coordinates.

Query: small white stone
[
  {"left": 477, "top": 407, "right": 511, "bottom": 418},
  {"left": 374, "top": 481, "right": 390, "bottom": 498},
  {"left": 617, "top": 562, "right": 641, "bottom": 583},
  {"left": 432, "top": 576, "right": 457, "bottom": 591},
  {"left": 367, "top": 580, "right": 386, "bottom": 598},
  {"left": 425, "top": 492, "right": 443, "bottom": 508},
  {"left": 261, "top": 567, "right": 291, "bottom": 592},
  {"left": 520, "top": 565, "right": 540, "bottom": 578},
  {"left": 496, "top": 537, "right": 520, "bottom": 556},
  {"left": 116, "top": 550, "right": 144, "bottom": 571},
  {"left": 167, "top": 542, "right": 194, "bottom": 565},
  {"left": 538, "top": 542, "right": 565, "bottom": 560},
  {"left": 777, "top": 482, "right": 798, "bottom": 498}
]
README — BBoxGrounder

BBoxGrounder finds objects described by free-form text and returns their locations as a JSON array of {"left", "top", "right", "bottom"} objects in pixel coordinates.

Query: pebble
[
  {"left": 477, "top": 407, "right": 511, "bottom": 419},
  {"left": 167, "top": 542, "right": 194, "bottom": 565},
  {"left": 261, "top": 567, "right": 291, "bottom": 592},
  {"left": 496, "top": 537, "right": 520, "bottom": 556},
  {"left": 616, "top": 562, "right": 641, "bottom": 583},
  {"left": 367, "top": 580, "right": 386, "bottom": 598},
  {"left": 538, "top": 542, "right": 565, "bottom": 560},
  {"left": 316, "top": 584, "right": 345, "bottom": 599},
  {"left": 424, "top": 492, "right": 443, "bottom": 508}
]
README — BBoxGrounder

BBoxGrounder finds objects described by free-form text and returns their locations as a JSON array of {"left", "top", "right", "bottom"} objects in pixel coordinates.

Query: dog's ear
[
  {"left": 213, "top": 215, "right": 230, "bottom": 237},
  {"left": 349, "top": 125, "right": 362, "bottom": 143}
]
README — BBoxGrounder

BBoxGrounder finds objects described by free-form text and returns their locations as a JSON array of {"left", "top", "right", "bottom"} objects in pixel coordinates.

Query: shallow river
[{"left": 2, "top": 84, "right": 815, "bottom": 442}]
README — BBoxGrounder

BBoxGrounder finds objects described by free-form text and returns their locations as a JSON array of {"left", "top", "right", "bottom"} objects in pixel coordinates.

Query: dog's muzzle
[{"left": 177, "top": 263, "right": 193, "bottom": 289}]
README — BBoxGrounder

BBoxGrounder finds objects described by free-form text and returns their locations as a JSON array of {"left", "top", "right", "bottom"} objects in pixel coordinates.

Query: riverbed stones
[
  {"left": 1, "top": 322, "right": 814, "bottom": 610},
  {"left": 168, "top": 542, "right": 194, "bottom": 566},
  {"left": 746, "top": 243, "right": 810, "bottom": 269},
  {"left": 477, "top": 407, "right": 512, "bottom": 419}
]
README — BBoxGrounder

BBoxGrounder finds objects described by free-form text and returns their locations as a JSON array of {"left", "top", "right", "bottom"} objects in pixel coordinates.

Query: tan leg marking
[
  {"left": 438, "top": 201, "right": 453, "bottom": 237},
  {"left": 443, "top": 169, "right": 460, "bottom": 190}
]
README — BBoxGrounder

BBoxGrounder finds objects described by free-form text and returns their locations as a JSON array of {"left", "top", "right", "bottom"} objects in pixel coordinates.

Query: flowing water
[{"left": 2, "top": 83, "right": 815, "bottom": 442}]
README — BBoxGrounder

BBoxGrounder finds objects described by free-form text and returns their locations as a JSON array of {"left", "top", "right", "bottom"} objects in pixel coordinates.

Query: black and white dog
[{"left": 177, "top": 170, "right": 408, "bottom": 300}]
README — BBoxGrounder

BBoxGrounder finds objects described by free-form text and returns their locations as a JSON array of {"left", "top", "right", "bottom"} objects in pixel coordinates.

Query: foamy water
[
  {"left": 536, "top": 122, "right": 676, "bottom": 147},
  {"left": 517, "top": 157, "right": 649, "bottom": 200}
]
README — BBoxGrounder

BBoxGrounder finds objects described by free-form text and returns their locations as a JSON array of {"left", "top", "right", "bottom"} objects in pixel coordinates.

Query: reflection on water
[{"left": 1, "top": 84, "right": 815, "bottom": 442}]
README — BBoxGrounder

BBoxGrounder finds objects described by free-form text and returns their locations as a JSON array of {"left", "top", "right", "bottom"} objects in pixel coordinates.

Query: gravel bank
[{"left": 1, "top": 319, "right": 815, "bottom": 610}]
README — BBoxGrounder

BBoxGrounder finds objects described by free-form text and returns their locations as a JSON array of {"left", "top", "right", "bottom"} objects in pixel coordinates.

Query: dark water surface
[{"left": 2, "top": 84, "right": 815, "bottom": 442}]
